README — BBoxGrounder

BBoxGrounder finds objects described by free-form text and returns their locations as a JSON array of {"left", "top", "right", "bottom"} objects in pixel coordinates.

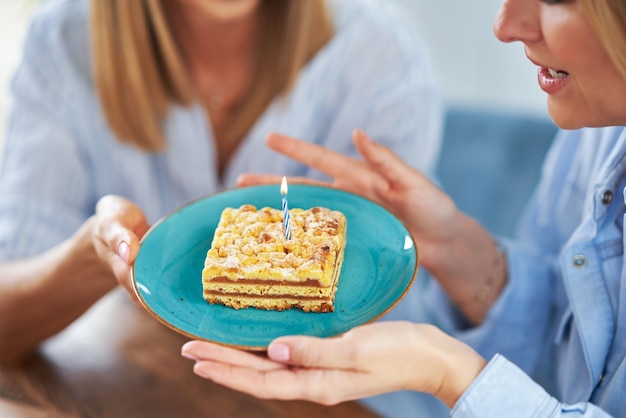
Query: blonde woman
[
  {"left": 182, "top": 0, "right": 626, "bottom": 416},
  {"left": 0, "top": 0, "right": 442, "bottom": 362}
]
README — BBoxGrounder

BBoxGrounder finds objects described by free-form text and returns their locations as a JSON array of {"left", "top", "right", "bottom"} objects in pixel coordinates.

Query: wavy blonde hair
[
  {"left": 583, "top": 0, "right": 626, "bottom": 81},
  {"left": 91, "top": 0, "right": 333, "bottom": 152}
]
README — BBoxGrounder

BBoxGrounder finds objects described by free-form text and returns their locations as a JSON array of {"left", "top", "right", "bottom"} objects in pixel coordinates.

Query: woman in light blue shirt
[
  {"left": 182, "top": 0, "right": 626, "bottom": 416},
  {"left": 0, "top": 0, "right": 442, "bottom": 361}
]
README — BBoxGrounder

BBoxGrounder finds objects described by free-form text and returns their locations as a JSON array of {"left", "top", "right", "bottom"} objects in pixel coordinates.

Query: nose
[{"left": 493, "top": 0, "right": 541, "bottom": 44}]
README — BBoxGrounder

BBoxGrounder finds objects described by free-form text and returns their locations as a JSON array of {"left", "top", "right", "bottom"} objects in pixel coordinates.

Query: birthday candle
[{"left": 280, "top": 176, "right": 291, "bottom": 240}]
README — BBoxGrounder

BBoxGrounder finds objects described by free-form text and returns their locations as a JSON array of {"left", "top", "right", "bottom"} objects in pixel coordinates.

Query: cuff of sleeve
[{"left": 451, "top": 354, "right": 559, "bottom": 418}]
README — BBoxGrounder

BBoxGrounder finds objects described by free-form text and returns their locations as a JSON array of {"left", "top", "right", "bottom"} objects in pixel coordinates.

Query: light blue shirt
[
  {"left": 0, "top": 0, "right": 442, "bottom": 262},
  {"left": 425, "top": 126, "right": 626, "bottom": 417}
]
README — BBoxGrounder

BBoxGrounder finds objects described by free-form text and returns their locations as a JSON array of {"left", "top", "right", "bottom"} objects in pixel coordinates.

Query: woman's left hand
[
  {"left": 181, "top": 321, "right": 486, "bottom": 408},
  {"left": 90, "top": 195, "right": 151, "bottom": 300}
]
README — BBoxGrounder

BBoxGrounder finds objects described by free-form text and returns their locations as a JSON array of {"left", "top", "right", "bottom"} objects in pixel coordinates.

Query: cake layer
[
  {"left": 208, "top": 277, "right": 325, "bottom": 286},
  {"left": 204, "top": 291, "right": 333, "bottom": 300},
  {"left": 204, "top": 281, "right": 335, "bottom": 297},
  {"left": 204, "top": 294, "right": 335, "bottom": 313}
]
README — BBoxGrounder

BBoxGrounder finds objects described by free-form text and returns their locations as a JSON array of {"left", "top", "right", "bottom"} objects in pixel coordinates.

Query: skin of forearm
[
  {"left": 421, "top": 213, "right": 508, "bottom": 325},
  {"left": 0, "top": 218, "right": 116, "bottom": 362}
]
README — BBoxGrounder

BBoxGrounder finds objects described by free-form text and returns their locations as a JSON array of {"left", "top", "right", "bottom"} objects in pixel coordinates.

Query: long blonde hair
[
  {"left": 583, "top": 0, "right": 626, "bottom": 81},
  {"left": 91, "top": 0, "right": 333, "bottom": 152}
]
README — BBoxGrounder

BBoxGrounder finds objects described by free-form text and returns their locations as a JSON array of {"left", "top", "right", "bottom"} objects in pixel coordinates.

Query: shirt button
[
  {"left": 573, "top": 254, "right": 587, "bottom": 269},
  {"left": 601, "top": 190, "right": 613, "bottom": 204}
]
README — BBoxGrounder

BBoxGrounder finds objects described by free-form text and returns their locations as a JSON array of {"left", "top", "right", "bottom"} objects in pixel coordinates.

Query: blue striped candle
[{"left": 280, "top": 176, "right": 291, "bottom": 240}]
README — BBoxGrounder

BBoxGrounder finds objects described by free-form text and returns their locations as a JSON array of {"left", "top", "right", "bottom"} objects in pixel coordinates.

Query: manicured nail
[
  {"left": 118, "top": 241, "right": 130, "bottom": 263},
  {"left": 181, "top": 350, "right": 198, "bottom": 361},
  {"left": 268, "top": 343, "right": 290, "bottom": 362}
]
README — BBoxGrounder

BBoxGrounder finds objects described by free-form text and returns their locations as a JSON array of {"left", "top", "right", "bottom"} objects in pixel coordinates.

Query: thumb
[
  {"left": 353, "top": 129, "right": 421, "bottom": 188},
  {"left": 268, "top": 336, "right": 356, "bottom": 370}
]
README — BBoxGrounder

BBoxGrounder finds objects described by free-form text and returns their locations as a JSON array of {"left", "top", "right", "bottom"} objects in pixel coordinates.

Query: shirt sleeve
[
  {"left": 0, "top": 8, "right": 92, "bottom": 262},
  {"left": 452, "top": 354, "right": 614, "bottom": 418}
]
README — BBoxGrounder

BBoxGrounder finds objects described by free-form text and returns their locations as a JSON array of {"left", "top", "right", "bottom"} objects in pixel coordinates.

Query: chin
[
  {"left": 547, "top": 112, "right": 585, "bottom": 130},
  {"left": 549, "top": 117, "right": 585, "bottom": 130},
  {"left": 550, "top": 116, "right": 626, "bottom": 130},
  {"left": 204, "top": 0, "right": 261, "bottom": 21},
  {"left": 548, "top": 104, "right": 601, "bottom": 130},
  {"left": 548, "top": 99, "right": 626, "bottom": 129}
]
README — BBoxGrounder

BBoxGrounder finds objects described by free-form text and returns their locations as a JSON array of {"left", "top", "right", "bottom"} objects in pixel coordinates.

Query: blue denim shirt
[
  {"left": 432, "top": 126, "right": 626, "bottom": 417},
  {"left": 0, "top": 0, "right": 442, "bottom": 262}
]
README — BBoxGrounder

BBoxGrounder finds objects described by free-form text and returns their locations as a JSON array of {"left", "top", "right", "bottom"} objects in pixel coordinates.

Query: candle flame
[{"left": 280, "top": 176, "right": 288, "bottom": 195}]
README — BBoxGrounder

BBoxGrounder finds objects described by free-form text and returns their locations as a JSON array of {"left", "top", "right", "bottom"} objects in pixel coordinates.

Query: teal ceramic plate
[{"left": 132, "top": 184, "right": 418, "bottom": 350}]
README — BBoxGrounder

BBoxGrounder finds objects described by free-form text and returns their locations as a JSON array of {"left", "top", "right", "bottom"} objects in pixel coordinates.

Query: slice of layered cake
[{"left": 202, "top": 204, "right": 347, "bottom": 313}]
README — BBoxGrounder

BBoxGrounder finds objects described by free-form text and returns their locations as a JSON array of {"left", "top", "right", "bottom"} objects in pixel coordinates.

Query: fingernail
[
  {"left": 118, "top": 241, "right": 130, "bottom": 263},
  {"left": 268, "top": 343, "right": 290, "bottom": 362},
  {"left": 181, "top": 350, "right": 198, "bottom": 361}
]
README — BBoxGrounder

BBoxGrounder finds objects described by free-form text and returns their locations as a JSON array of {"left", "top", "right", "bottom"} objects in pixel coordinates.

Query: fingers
[
  {"left": 236, "top": 174, "right": 283, "bottom": 187},
  {"left": 184, "top": 336, "right": 359, "bottom": 371},
  {"left": 267, "top": 335, "right": 360, "bottom": 370},
  {"left": 265, "top": 133, "right": 362, "bottom": 180},
  {"left": 98, "top": 219, "right": 139, "bottom": 264},
  {"left": 182, "top": 340, "right": 308, "bottom": 401},
  {"left": 352, "top": 129, "right": 421, "bottom": 188},
  {"left": 236, "top": 174, "right": 329, "bottom": 188},
  {"left": 182, "top": 341, "right": 285, "bottom": 372},
  {"left": 92, "top": 195, "right": 150, "bottom": 298},
  {"left": 192, "top": 360, "right": 318, "bottom": 402},
  {"left": 94, "top": 195, "right": 150, "bottom": 264},
  {"left": 195, "top": 361, "right": 353, "bottom": 405},
  {"left": 183, "top": 339, "right": 358, "bottom": 404},
  {"left": 263, "top": 131, "right": 420, "bottom": 192}
]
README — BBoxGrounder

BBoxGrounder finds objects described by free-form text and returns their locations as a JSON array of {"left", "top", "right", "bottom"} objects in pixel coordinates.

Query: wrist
[
  {"left": 435, "top": 335, "right": 487, "bottom": 408},
  {"left": 455, "top": 241, "right": 506, "bottom": 305},
  {"left": 419, "top": 210, "right": 473, "bottom": 273},
  {"left": 422, "top": 215, "right": 508, "bottom": 324}
]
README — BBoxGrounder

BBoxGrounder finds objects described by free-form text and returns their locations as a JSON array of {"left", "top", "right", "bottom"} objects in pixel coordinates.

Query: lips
[{"left": 538, "top": 66, "right": 570, "bottom": 94}]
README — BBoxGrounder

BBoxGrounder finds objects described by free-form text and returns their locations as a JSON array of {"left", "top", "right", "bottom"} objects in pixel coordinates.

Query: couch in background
[{"left": 436, "top": 107, "right": 558, "bottom": 238}]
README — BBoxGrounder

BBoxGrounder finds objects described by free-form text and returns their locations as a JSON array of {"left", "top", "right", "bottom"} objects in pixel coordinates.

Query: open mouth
[{"left": 547, "top": 68, "right": 569, "bottom": 79}]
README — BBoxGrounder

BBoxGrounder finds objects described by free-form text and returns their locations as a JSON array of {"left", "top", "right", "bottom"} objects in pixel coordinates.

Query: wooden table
[{"left": 0, "top": 288, "right": 381, "bottom": 418}]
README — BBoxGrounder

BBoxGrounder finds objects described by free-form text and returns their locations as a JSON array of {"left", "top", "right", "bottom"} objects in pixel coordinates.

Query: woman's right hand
[
  {"left": 238, "top": 130, "right": 459, "bottom": 270},
  {"left": 91, "top": 195, "right": 150, "bottom": 299}
]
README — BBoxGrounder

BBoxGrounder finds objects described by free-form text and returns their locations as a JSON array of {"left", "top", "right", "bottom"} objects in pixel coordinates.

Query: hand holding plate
[
  {"left": 182, "top": 321, "right": 487, "bottom": 408},
  {"left": 92, "top": 195, "right": 150, "bottom": 301}
]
